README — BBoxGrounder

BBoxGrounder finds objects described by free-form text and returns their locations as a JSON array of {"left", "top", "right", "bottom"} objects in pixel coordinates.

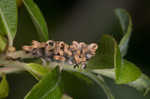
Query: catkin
[{"left": 22, "top": 40, "right": 98, "bottom": 68}]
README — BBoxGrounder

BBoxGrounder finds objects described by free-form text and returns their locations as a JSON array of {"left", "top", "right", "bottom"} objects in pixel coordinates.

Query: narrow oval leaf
[
  {"left": 128, "top": 74, "right": 150, "bottom": 95},
  {"left": 0, "top": 74, "right": 9, "bottom": 98},
  {"left": 0, "top": 0, "right": 17, "bottom": 46},
  {"left": 88, "top": 34, "right": 141, "bottom": 84},
  {"left": 115, "top": 8, "right": 132, "bottom": 57},
  {"left": 63, "top": 70, "right": 114, "bottom": 99},
  {"left": 24, "top": 67, "right": 62, "bottom": 99},
  {"left": 92, "top": 69, "right": 115, "bottom": 79},
  {"left": 114, "top": 44, "right": 141, "bottom": 84},
  {"left": 93, "top": 69, "right": 150, "bottom": 95},
  {"left": 0, "top": 35, "right": 7, "bottom": 52},
  {"left": 23, "top": 0, "right": 49, "bottom": 41},
  {"left": 115, "top": 60, "right": 141, "bottom": 84},
  {"left": 25, "top": 63, "right": 50, "bottom": 80},
  {"left": 87, "top": 35, "right": 116, "bottom": 69},
  {"left": 114, "top": 45, "right": 122, "bottom": 83}
]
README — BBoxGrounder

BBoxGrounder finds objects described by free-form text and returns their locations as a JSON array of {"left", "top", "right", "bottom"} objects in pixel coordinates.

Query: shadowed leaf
[
  {"left": 115, "top": 8, "right": 132, "bottom": 57},
  {"left": 87, "top": 35, "right": 116, "bottom": 69},
  {"left": 23, "top": 0, "right": 49, "bottom": 41},
  {"left": 62, "top": 69, "right": 114, "bottom": 99}
]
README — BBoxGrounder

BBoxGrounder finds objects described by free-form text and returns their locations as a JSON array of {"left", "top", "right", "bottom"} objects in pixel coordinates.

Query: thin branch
[
  {"left": 0, "top": 54, "right": 27, "bottom": 74},
  {"left": 6, "top": 50, "right": 34, "bottom": 59},
  {"left": 0, "top": 67, "right": 24, "bottom": 74}
]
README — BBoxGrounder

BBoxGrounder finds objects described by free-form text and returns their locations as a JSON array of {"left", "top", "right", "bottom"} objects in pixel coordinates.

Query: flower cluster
[{"left": 22, "top": 40, "right": 98, "bottom": 68}]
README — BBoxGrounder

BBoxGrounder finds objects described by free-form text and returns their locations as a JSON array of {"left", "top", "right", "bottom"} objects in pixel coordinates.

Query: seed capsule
[
  {"left": 22, "top": 40, "right": 98, "bottom": 69},
  {"left": 22, "top": 46, "right": 33, "bottom": 52},
  {"left": 53, "top": 55, "right": 66, "bottom": 61}
]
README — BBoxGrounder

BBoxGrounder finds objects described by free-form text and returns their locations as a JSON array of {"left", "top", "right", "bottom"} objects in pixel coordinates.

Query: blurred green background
[{"left": 7, "top": 0, "right": 150, "bottom": 98}]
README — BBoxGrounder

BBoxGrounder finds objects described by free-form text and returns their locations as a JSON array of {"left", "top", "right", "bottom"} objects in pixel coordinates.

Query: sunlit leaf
[
  {"left": 128, "top": 74, "right": 150, "bottom": 96},
  {"left": 115, "top": 59, "right": 141, "bottom": 84},
  {"left": 25, "top": 63, "right": 50, "bottom": 80},
  {"left": 115, "top": 8, "right": 132, "bottom": 57},
  {"left": 114, "top": 45, "right": 122, "bottom": 83},
  {"left": 87, "top": 35, "right": 116, "bottom": 69},
  {"left": 0, "top": 74, "right": 9, "bottom": 98},
  {"left": 113, "top": 40, "right": 141, "bottom": 84},
  {"left": 23, "top": 0, "right": 49, "bottom": 41},
  {"left": 0, "top": 0, "right": 17, "bottom": 46},
  {"left": 93, "top": 66, "right": 149, "bottom": 95},
  {"left": 92, "top": 51, "right": 141, "bottom": 84},
  {"left": 88, "top": 34, "right": 141, "bottom": 84},
  {"left": 24, "top": 67, "right": 62, "bottom": 99}
]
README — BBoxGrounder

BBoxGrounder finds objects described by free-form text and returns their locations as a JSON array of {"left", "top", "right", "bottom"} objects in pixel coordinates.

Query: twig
[
  {"left": 6, "top": 50, "right": 34, "bottom": 59},
  {"left": 0, "top": 67, "right": 24, "bottom": 74}
]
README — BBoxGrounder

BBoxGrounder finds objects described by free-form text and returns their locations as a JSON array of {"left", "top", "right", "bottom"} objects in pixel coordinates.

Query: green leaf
[
  {"left": 63, "top": 69, "right": 114, "bottom": 99},
  {"left": 0, "top": 74, "right": 9, "bottom": 98},
  {"left": 114, "top": 44, "right": 141, "bottom": 84},
  {"left": 115, "top": 8, "right": 132, "bottom": 57},
  {"left": 23, "top": 0, "right": 49, "bottom": 41},
  {"left": 25, "top": 63, "right": 50, "bottom": 80},
  {"left": 87, "top": 34, "right": 141, "bottom": 84},
  {"left": 114, "top": 45, "right": 122, "bottom": 83},
  {"left": 128, "top": 74, "right": 150, "bottom": 96},
  {"left": 92, "top": 69, "right": 115, "bottom": 79},
  {"left": 0, "top": 0, "right": 17, "bottom": 46},
  {"left": 92, "top": 47, "right": 141, "bottom": 84},
  {"left": 87, "top": 35, "right": 117, "bottom": 69},
  {"left": 115, "top": 59, "right": 141, "bottom": 84},
  {"left": 24, "top": 67, "right": 62, "bottom": 99},
  {"left": 93, "top": 69, "right": 150, "bottom": 95},
  {"left": 0, "top": 35, "right": 7, "bottom": 52}
]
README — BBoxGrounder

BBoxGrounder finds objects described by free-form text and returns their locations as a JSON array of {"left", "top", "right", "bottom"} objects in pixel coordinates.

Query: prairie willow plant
[
  {"left": 23, "top": 40, "right": 98, "bottom": 69},
  {"left": 0, "top": 0, "right": 150, "bottom": 98}
]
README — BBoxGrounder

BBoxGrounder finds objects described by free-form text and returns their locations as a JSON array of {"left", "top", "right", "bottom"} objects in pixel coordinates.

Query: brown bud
[
  {"left": 88, "top": 43, "right": 98, "bottom": 50},
  {"left": 40, "top": 42, "right": 47, "bottom": 48},
  {"left": 58, "top": 50, "right": 64, "bottom": 56},
  {"left": 64, "top": 44, "right": 72, "bottom": 56},
  {"left": 76, "top": 50, "right": 81, "bottom": 55},
  {"left": 88, "top": 43, "right": 98, "bottom": 55},
  {"left": 32, "top": 40, "right": 41, "bottom": 48},
  {"left": 22, "top": 46, "right": 33, "bottom": 52},
  {"left": 46, "top": 40, "right": 55, "bottom": 48},
  {"left": 81, "top": 56, "right": 86, "bottom": 62},
  {"left": 72, "top": 41, "right": 80, "bottom": 50},
  {"left": 82, "top": 47, "right": 88, "bottom": 54},
  {"left": 53, "top": 55, "right": 66, "bottom": 61},
  {"left": 79, "top": 42, "right": 87, "bottom": 48},
  {"left": 59, "top": 41, "right": 65, "bottom": 49},
  {"left": 74, "top": 55, "right": 81, "bottom": 64}
]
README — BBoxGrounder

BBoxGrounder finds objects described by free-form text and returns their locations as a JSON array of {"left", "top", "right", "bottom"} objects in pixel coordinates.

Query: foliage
[
  {"left": 0, "top": 0, "right": 150, "bottom": 99},
  {"left": 0, "top": 74, "right": 9, "bottom": 99}
]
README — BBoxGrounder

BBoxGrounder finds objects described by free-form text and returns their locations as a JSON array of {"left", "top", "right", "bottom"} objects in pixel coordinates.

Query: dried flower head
[{"left": 22, "top": 40, "right": 98, "bottom": 68}]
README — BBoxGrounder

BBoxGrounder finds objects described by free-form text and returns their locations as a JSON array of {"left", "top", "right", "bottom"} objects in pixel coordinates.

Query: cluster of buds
[{"left": 22, "top": 40, "right": 98, "bottom": 68}]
